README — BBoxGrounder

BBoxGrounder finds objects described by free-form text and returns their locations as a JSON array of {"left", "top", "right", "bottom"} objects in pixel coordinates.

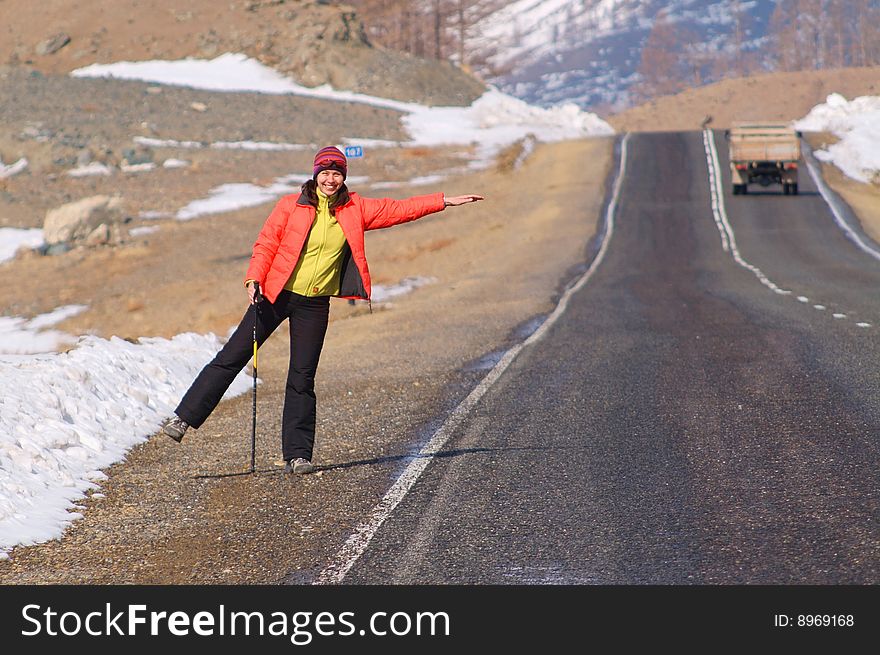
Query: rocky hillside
[
  {"left": 0, "top": 0, "right": 491, "bottom": 237},
  {"left": 0, "top": 63, "right": 482, "bottom": 242},
  {"left": 0, "top": 0, "right": 485, "bottom": 106}
]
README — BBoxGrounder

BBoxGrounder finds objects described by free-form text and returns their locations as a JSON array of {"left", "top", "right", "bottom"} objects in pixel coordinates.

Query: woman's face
[{"left": 316, "top": 169, "right": 344, "bottom": 196}]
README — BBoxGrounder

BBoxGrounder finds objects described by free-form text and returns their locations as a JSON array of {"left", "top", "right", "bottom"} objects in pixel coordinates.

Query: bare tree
[
  {"left": 767, "top": 0, "right": 880, "bottom": 71},
  {"left": 726, "top": 0, "right": 764, "bottom": 77},
  {"left": 826, "top": 0, "right": 847, "bottom": 68},
  {"left": 849, "top": 0, "right": 867, "bottom": 65},
  {"left": 769, "top": 0, "right": 808, "bottom": 71},
  {"left": 434, "top": 0, "right": 443, "bottom": 59},
  {"left": 801, "top": 0, "right": 827, "bottom": 69},
  {"left": 346, "top": 0, "right": 505, "bottom": 65},
  {"left": 457, "top": 0, "right": 467, "bottom": 66},
  {"left": 633, "top": 10, "right": 688, "bottom": 100},
  {"left": 853, "top": 0, "right": 880, "bottom": 66}
]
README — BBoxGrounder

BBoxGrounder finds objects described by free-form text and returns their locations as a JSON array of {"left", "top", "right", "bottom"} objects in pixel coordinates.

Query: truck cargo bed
[
  {"left": 727, "top": 122, "right": 801, "bottom": 195},
  {"left": 728, "top": 124, "right": 800, "bottom": 162}
]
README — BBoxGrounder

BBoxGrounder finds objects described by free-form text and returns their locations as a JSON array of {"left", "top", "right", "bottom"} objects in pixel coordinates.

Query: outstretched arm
[
  {"left": 444, "top": 194, "right": 484, "bottom": 207},
  {"left": 359, "top": 192, "right": 484, "bottom": 231}
]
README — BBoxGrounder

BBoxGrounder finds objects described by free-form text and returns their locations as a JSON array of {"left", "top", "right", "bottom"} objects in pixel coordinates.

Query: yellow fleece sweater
[{"left": 284, "top": 189, "right": 347, "bottom": 296}]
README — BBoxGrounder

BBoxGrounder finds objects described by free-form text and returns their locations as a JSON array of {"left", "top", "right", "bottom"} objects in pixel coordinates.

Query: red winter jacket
[{"left": 245, "top": 191, "right": 446, "bottom": 303}]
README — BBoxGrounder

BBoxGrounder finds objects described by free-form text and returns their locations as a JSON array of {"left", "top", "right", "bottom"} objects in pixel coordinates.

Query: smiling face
[{"left": 316, "top": 169, "right": 344, "bottom": 196}]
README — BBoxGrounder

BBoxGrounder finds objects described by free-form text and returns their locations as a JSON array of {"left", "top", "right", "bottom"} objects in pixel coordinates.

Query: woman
[{"left": 162, "top": 145, "right": 483, "bottom": 474}]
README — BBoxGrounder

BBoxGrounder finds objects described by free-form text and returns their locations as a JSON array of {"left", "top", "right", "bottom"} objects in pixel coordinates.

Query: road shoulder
[{"left": 0, "top": 136, "right": 614, "bottom": 583}]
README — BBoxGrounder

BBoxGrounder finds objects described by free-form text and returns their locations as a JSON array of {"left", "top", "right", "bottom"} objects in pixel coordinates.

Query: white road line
[
  {"left": 313, "top": 134, "right": 631, "bottom": 585},
  {"left": 803, "top": 150, "right": 880, "bottom": 262},
  {"left": 703, "top": 130, "right": 730, "bottom": 253},
  {"left": 701, "top": 131, "right": 874, "bottom": 331},
  {"left": 802, "top": 145, "right": 879, "bottom": 329},
  {"left": 702, "top": 130, "right": 791, "bottom": 296}
]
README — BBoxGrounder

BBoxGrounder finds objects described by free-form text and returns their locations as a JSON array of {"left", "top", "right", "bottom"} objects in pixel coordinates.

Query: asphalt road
[{"left": 338, "top": 131, "right": 880, "bottom": 584}]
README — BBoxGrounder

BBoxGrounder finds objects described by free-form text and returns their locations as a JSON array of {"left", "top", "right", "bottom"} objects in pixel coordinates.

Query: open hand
[{"left": 444, "top": 194, "right": 484, "bottom": 207}]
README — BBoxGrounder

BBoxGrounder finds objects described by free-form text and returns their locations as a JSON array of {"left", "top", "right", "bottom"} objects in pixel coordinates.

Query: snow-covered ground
[
  {"left": 0, "top": 305, "right": 85, "bottom": 357},
  {"left": 71, "top": 53, "right": 614, "bottom": 149},
  {"left": 0, "top": 155, "right": 28, "bottom": 179},
  {"left": 0, "top": 53, "right": 614, "bottom": 558},
  {"left": 795, "top": 93, "right": 880, "bottom": 184},
  {"left": 3, "top": 53, "right": 878, "bottom": 561},
  {"left": 6, "top": 53, "right": 614, "bottom": 255},
  {"left": 0, "top": 331, "right": 251, "bottom": 557},
  {"left": 0, "top": 227, "right": 44, "bottom": 265},
  {"left": 22, "top": 52, "right": 613, "bottom": 231}
]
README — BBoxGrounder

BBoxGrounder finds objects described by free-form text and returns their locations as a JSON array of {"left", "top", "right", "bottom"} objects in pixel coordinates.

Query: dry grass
[
  {"left": 383, "top": 237, "right": 457, "bottom": 264},
  {"left": 401, "top": 147, "right": 434, "bottom": 159},
  {"left": 495, "top": 139, "right": 527, "bottom": 173},
  {"left": 608, "top": 66, "right": 880, "bottom": 132},
  {"left": 820, "top": 166, "right": 880, "bottom": 244}
]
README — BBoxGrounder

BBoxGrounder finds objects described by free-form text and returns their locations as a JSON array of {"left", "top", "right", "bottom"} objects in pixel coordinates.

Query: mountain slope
[
  {"left": 0, "top": 0, "right": 485, "bottom": 106},
  {"left": 470, "top": 0, "right": 780, "bottom": 110}
]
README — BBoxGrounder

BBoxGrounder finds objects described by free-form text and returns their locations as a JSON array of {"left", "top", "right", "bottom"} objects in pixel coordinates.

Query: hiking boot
[
  {"left": 286, "top": 457, "right": 316, "bottom": 475},
  {"left": 162, "top": 415, "right": 189, "bottom": 443}
]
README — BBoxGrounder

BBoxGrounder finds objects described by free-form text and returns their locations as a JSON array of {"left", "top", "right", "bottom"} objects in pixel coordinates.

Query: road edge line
[
  {"left": 313, "top": 133, "right": 631, "bottom": 585},
  {"left": 802, "top": 142, "right": 880, "bottom": 262},
  {"left": 702, "top": 129, "right": 791, "bottom": 296}
]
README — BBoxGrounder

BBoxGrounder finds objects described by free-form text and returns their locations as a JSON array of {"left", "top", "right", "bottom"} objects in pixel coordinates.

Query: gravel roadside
[
  {"left": 0, "top": 136, "right": 615, "bottom": 584},
  {"left": 0, "top": 67, "right": 409, "bottom": 229}
]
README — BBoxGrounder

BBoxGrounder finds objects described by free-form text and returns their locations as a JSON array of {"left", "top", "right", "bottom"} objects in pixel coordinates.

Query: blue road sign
[{"left": 344, "top": 145, "right": 364, "bottom": 158}]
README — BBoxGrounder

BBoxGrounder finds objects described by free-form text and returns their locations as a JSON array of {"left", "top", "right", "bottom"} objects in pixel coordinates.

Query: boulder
[
  {"left": 35, "top": 33, "right": 71, "bottom": 56},
  {"left": 121, "top": 146, "right": 154, "bottom": 166},
  {"left": 43, "top": 195, "right": 124, "bottom": 246},
  {"left": 85, "top": 223, "right": 111, "bottom": 246}
]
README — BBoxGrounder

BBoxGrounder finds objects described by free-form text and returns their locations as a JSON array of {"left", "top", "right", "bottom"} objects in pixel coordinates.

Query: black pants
[{"left": 175, "top": 291, "right": 330, "bottom": 461}]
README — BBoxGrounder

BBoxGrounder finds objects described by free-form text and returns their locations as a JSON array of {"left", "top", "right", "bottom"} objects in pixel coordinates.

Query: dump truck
[{"left": 726, "top": 123, "right": 802, "bottom": 195}]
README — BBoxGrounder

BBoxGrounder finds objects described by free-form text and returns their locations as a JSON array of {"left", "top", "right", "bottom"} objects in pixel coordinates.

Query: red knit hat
[{"left": 313, "top": 146, "right": 347, "bottom": 179}]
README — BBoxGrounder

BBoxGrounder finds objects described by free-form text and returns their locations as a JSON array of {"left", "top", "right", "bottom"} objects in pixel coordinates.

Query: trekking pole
[{"left": 250, "top": 282, "right": 263, "bottom": 473}]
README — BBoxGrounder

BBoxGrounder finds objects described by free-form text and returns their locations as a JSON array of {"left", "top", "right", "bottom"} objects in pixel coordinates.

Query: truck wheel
[
  {"left": 732, "top": 185, "right": 740, "bottom": 195},
  {"left": 783, "top": 184, "right": 790, "bottom": 195},
  {"left": 792, "top": 184, "right": 799, "bottom": 195},
  {"left": 741, "top": 184, "right": 748, "bottom": 195}
]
